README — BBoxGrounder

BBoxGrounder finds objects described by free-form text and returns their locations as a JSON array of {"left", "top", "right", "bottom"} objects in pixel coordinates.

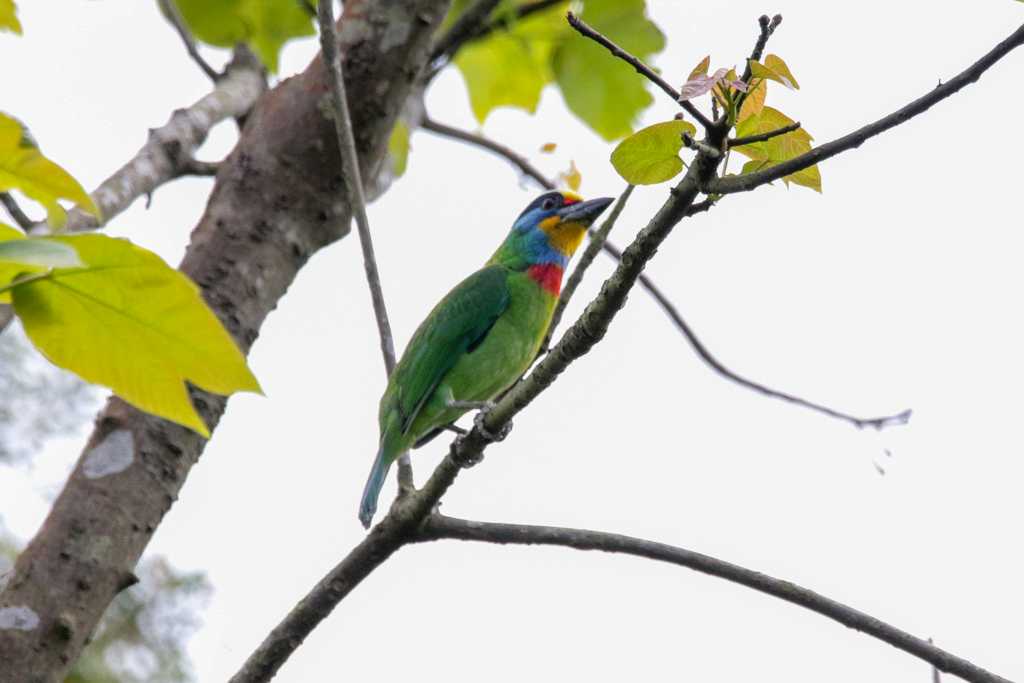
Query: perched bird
[{"left": 359, "top": 190, "right": 613, "bottom": 527}]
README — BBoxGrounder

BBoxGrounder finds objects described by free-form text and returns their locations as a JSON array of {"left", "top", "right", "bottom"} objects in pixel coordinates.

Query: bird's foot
[
  {"left": 473, "top": 406, "right": 512, "bottom": 443},
  {"left": 446, "top": 399, "right": 495, "bottom": 411}
]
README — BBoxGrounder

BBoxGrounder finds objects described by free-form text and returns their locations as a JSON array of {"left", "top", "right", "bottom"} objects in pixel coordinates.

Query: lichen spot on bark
[
  {"left": 82, "top": 429, "right": 135, "bottom": 479},
  {"left": 0, "top": 605, "right": 40, "bottom": 631}
]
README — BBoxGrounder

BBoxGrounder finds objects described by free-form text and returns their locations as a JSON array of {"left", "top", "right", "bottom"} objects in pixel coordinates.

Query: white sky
[{"left": 2, "top": 1, "right": 1023, "bottom": 681}]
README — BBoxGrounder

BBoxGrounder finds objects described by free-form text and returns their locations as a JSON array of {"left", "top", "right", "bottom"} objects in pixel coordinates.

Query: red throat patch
[{"left": 527, "top": 263, "right": 563, "bottom": 296}]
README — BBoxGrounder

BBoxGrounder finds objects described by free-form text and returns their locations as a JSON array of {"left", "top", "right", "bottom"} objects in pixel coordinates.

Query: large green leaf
[
  {"left": 610, "top": 120, "right": 695, "bottom": 185},
  {"left": 553, "top": 0, "right": 665, "bottom": 141},
  {"left": 733, "top": 106, "right": 820, "bottom": 192},
  {"left": 454, "top": 3, "right": 567, "bottom": 122},
  {"left": 0, "top": 113, "right": 100, "bottom": 228},
  {"left": 172, "top": 0, "right": 315, "bottom": 73},
  {"left": 0, "top": 0, "right": 21, "bottom": 34},
  {"left": 10, "top": 234, "right": 262, "bottom": 436}
]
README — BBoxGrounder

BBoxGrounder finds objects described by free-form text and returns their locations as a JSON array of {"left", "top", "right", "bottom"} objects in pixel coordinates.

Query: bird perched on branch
[{"left": 359, "top": 190, "right": 613, "bottom": 528}]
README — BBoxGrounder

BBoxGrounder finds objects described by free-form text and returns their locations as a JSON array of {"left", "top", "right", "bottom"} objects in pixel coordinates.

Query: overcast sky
[{"left": 2, "top": 1, "right": 1023, "bottom": 681}]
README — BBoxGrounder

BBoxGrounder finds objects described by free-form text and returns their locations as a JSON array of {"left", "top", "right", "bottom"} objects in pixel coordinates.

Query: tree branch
[
  {"left": 544, "top": 184, "right": 633, "bottom": 351},
  {"left": 741, "top": 14, "right": 783, "bottom": 83},
  {"left": 596, "top": 239, "right": 911, "bottom": 430},
  {"left": 230, "top": 142, "right": 725, "bottom": 683},
  {"left": 709, "top": 21, "right": 1024, "bottom": 195},
  {"left": 0, "top": 192, "right": 33, "bottom": 230},
  {"left": 565, "top": 11, "right": 715, "bottom": 131},
  {"left": 729, "top": 120, "right": 801, "bottom": 147},
  {"left": 317, "top": 0, "right": 408, "bottom": 487},
  {"left": 57, "top": 46, "right": 265, "bottom": 234},
  {"left": 429, "top": 0, "right": 502, "bottom": 64},
  {"left": 418, "top": 115, "right": 901, "bottom": 429},
  {"left": 419, "top": 514, "right": 1012, "bottom": 683},
  {"left": 157, "top": 0, "right": 221, "bottom": 82}
]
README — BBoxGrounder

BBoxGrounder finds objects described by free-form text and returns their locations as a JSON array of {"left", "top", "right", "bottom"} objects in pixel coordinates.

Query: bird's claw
[{"left": 474, "top": 407, "right": 512, "bottom": 443}]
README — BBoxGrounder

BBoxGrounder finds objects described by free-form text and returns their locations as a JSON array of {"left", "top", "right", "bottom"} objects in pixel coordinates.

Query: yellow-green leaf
[
  {"left": 764, "top": 54, "right": 799, "bottom": 90},
  {"left": 454, "top": 5, "right": 564, "bottom": 123},
  {"left": 687, "top": 55, "right": 710, "bottom": 81},
  {"left": 748, "top": 57, "right": 798, "bottom": 90},
  {"left": 0, "top": 113, "right": 100, "bottom": 228},
  {"left": 172, "top": 0, "right": 315, "bottom": 73},
  {"left": 738, "top": 78, "right": 766, "bottom": 123},
  {"left": 0, "top": 0, "right": 21, "bottom": 35},
  {"left": 0, "top": 221, "right": 23, "bottom": 241},
  {"left": 733, "top": 106, "right": 820, "bottom": 192},
  {"left": 12, "top": 234, "right": 262, "bottom": 436},
  {"left": 559, "top": 160, "right": 582, "bottom": 192},
  {"left": 553, "top": 0, "right": 665, "bottom": 141},
  {"left": 388, "top": 121, "right": 410, "bottom": 178},
  {"left": 610, "top": 120, "right": 696, "bottom": 185}
]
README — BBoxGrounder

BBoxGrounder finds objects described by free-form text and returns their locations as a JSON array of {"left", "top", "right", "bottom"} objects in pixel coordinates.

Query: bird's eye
[{"left": 541, "top": 197, "right": 558, "bottom": 211}]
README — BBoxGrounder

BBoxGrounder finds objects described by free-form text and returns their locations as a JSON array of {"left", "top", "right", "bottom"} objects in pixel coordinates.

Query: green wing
[{"left": 390, "top": 264, "right": 510, "bottom": 434}]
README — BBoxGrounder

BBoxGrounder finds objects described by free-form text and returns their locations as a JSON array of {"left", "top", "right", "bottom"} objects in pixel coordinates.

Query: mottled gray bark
[{"left": 0, "top": 2, "right": 449, "bottom": 680}]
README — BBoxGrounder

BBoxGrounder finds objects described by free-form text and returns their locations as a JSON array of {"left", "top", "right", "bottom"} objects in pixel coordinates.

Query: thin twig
[
  {"left": 735, "top": 15, "right": 783, "bottom": 121},
  {"left": 709, "top": 21, "right": 1024, "bottom": 194},
  {"left": 157, "top": 0, "right": 220, "bottom": 82},
  {"left": 419, "top": 115, "right": 902, "bottom": 429},
  {"left": 0, "top": 192, "right": 33, "bottom": 230},
  {"left": 421, "top": 115, "right": 553, "bottom": 189},
  {"left": 741, "top": 14, "right": 783, "bottom": 83},
  {"left": 729, "top": 121, "right": 802, "bottom": 147},
  {"left": 317, "top": 0, "right": 410, "bottom": 487},
  {"left": 419, "top": 514, "right": 1012, "bottom": 683},
  {"left": 429, "top": 0, "right": 502, "bottom": 64},
  {"left": 566, "top": 11, "right": 715, "bottom": 130},
  {"left": 544, "top": 185, "right": 634, "bottom": 351},
  {"left": 598, "top": 238, "right": 911, "bottom": 430}
]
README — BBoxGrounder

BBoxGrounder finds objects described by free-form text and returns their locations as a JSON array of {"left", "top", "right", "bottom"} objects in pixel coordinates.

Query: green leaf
[
  {"left": 0, "top": 113, "right": 100, "bottom": 228},
  {"left": 454, "top": 5, "right": 565, "bottom": 123},
  {"left": 12, "top": 234, "right": 262, "bottom": 436},
  {"left": 0, "top": 0, "right": 21, "bottom": 35},
  {"left": 172, "top": 0, "right": 315, "bottom": 73},
  {"left": 388, "top": 121, "right": 410, "bottom": 177},
  {"left": 610, "top": 120, "right": 696, "bottom": 185},
  {"left": 733, "top": 106, "right": 820, "bottom": 192},
  {"left": 553, "top": 0, "right": 665, "bottom": 141},
  {"left": 687, "top": 55, "right": 710, "bottom": 81}
]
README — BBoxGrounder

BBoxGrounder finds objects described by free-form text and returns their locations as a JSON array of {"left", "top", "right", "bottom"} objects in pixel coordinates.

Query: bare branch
[
  {"left": 421, "top": 115, "right": 554, "bottom": 190},
  {"left": 544, "top": 185, "right": 634, "bottom": 351},
  {"left": 318, "top": 0, "right": 410, "bottom": 486},
  {"left": 0, "top": 192, "right": 34, "bottom": 230},
  {"left": 157, "top": 0, "right": 221, "bottom": 82},
  {"left": 597, "top": 238, "right": 911, "bottom": 431},
  {"left": 740, "top": 14, "right": 783, "bottom": 83},
  {"left": 419, "top": 514, "right": 1012, "bottom": 683},
  {"left": 729, "top": 120, "right": 801, "bottom": 147},
  {"left": 429, "top": 0, "right": 502, "bottom": 64},
  {"left": 56, "top": 47, "right": 265, "bottom": 234},
  {"left": 565, "top": 11, "right": 715, "bottom": 131},
  {"left": 709, "top": 21, "right": 1024, "bottom": 195}
]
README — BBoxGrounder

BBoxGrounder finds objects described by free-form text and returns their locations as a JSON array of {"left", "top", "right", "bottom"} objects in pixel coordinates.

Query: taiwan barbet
[{"left": 358, "top": 190, "right": 613, "bottom": 527}]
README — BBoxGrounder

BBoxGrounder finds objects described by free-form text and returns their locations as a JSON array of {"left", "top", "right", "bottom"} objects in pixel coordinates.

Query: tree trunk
[{"left": 0, "top": 2, "right": 449, "bottom": 680}]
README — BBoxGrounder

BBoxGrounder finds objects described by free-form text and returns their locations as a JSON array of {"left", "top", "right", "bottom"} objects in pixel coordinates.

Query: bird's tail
[{"left": 358, "top": 438, "right": 393, "bottom": 528}]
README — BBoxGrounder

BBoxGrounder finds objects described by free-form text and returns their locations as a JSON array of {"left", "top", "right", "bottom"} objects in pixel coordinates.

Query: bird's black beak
[{"left": 557, "top": 197, "right": 614, "bottom": 225}]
